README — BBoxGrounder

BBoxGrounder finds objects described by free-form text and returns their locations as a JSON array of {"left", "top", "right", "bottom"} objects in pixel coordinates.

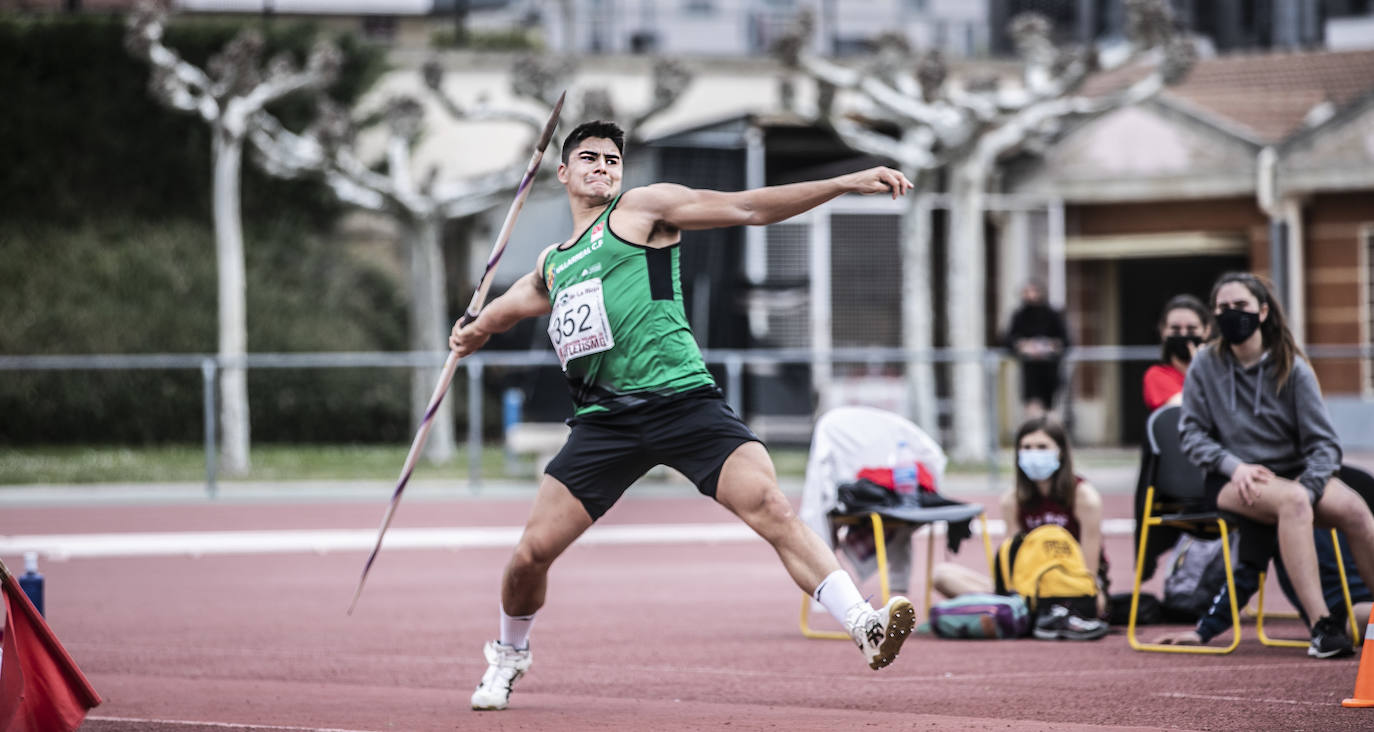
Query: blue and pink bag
[{"left": 928, "top": 593, "right": 1030, "bottom": 639}]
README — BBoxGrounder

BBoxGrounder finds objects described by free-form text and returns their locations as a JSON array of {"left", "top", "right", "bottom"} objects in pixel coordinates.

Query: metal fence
[{"left": 3, "top": 344, "right": 1371, "bottom": 497}]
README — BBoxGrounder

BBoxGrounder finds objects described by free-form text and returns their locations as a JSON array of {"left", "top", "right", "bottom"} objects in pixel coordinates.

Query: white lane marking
[
  {"left": 1154, "top": 691, "right": 1329, "bottom": 707},
  {"left": 0, "top": 523, "right": 753, "bottom": 560},
  {"left": 0, "top": 518, "right": 1140, "bottom": 560},
  {"left": 86, "top": 716, "right": 383, "bottom": 732},
  {"left": 579, "top": 659, "right": 1340, "bottom": 684}
]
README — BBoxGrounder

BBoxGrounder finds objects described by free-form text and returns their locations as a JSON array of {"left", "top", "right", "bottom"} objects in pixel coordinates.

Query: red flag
[{"left": 0, "top": 561, "right": 101, "bottom": 732}]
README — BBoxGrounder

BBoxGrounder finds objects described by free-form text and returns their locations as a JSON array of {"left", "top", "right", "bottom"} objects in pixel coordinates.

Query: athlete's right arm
[{"left": 449, "top": 250, "right": 555, "bottom": 357}]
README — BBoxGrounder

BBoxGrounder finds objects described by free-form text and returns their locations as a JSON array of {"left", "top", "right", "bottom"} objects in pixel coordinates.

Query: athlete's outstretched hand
[{"left": 840, "top": 166, "right": 914, "bottom": 199}]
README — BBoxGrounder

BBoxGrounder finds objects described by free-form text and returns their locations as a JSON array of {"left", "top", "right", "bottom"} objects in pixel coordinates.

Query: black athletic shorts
[{"left": 544, "top": 388, "right": 763, "bottom": 520}]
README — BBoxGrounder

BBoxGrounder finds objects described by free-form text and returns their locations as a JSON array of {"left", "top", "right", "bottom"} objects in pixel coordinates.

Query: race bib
[{"left": 548, "top": 278, "right": 615, "bottom": 370}]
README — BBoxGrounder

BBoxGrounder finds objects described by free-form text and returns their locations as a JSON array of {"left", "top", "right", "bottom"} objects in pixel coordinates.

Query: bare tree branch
[
  {"left": 774, "top": 0, "right": 1195, "bottom": 462},
  {"left": 629, "top": 59, "right": 693, "bottom": 132},
  {"left": 422, "top": 59, "right": 548, "bottom": 135},
  {"left": 127, "top": 1, "right": 340, "bottom": 136},
  {"left": 248, "top": 107, "right": 400, "bottom": 212}
]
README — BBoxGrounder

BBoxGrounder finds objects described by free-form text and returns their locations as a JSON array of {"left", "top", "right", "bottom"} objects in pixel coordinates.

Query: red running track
[{"left": 3, "top": 488, "right": 1371, "bottom": 731}]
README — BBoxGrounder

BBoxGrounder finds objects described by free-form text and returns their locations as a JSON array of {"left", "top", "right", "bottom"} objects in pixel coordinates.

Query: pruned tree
[
  {"left": 126, "top": 0, "right": 341, "bottom": 474},
  {"left": 249, "top": 92, "right": 540, "bottom": 463},
  {"left": 777, "top": 0, "right": 1195, "bottom": 460},
  {"left": 451, "top": 53, "right": 692, "bottom": 140}
]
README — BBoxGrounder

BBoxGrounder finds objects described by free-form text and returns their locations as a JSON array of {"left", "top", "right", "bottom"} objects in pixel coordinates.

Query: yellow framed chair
[
  {"left": 1130, "top": 405, "right": 1358, "bottom": 653},
  {"left": 797, "top": 406, "right": 995, "bottom": 639},
  {"left": 1129, "top": 405, "right": 1242, "bottom": 653}
]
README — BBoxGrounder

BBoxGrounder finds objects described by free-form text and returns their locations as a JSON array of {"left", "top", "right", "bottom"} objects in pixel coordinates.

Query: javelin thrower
[
  {"left": 448, "top": 117, "right": 917, "bottom": 711},
  {"left": 347, "top": 91, "right": 566, "bottom": 616}
]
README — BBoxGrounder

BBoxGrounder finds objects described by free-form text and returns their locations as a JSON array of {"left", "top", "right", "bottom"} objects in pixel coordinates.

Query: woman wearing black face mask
[
  {"left": 1143, "top": 294, "right": 1213, "bottom": 411},
  {"left": 1178, "top": 271, "right": 1374, "bottom": 659}
]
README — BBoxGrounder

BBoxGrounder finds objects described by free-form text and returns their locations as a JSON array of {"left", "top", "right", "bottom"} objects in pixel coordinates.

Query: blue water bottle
[{"left": 19, "top": 551, "right": 44, "bottom": 617}]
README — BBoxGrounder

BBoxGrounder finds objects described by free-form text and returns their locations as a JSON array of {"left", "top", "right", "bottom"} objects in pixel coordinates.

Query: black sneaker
[
  {"left": 1309, "top": 615, "right": 1355, "bottom": 659},
  {"left": 1033, "top": 604, "right": 1109, "bottom": 641}
]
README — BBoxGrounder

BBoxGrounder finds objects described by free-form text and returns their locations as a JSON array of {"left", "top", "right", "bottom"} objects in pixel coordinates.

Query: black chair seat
[
  {"left": 1157, "top": 511, "right": 1229, "bottom": 525},
  {"left": 829, "top": 502, "right": 985, "bottom": 526}
]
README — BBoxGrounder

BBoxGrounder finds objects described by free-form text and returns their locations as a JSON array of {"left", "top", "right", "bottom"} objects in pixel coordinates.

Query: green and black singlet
[{"left": 541, "top": 193, "right": 715, "bottom": 416}]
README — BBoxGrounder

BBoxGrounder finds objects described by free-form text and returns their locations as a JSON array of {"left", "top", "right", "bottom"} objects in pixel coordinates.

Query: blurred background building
[{"left": 6, "top": 0, "right": 1374, "bottom": 455}]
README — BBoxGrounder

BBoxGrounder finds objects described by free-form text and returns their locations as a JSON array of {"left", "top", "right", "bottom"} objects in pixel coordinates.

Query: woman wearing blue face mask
[
  {"left": 933, "top": 417, "right": 1108, "bottom": 616},
  {"left": 1179, "top": 271, "right": 1374, "bottom": 659}
]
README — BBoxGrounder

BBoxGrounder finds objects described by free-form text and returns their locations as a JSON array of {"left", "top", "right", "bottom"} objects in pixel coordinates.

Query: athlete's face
[{"left": 558, "top": 137, "right": 622, "bottom": 203}]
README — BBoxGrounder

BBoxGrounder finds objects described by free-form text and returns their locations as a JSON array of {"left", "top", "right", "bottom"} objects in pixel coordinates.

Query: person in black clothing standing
[{"left": 1005, "top": 281, "right": 1070, "bottom": 419}]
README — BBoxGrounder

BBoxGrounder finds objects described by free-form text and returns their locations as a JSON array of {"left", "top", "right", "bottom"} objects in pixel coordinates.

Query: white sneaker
[
  {"left": 849, "top": 596, "right": 916, "bottom": 670},
  {"left": 470, "top": 640, "right": 532, "bottom": 711}
]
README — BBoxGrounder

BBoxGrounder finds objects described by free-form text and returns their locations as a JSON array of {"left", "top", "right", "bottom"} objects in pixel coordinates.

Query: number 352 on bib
[{"left": 548, "top": 278, "right": 615, "bottom": 371}]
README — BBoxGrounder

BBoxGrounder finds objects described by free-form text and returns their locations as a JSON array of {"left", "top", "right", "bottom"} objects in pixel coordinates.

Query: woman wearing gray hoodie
[{"left": 1179, "top": 272, "right": 1374, "bottom": 658}]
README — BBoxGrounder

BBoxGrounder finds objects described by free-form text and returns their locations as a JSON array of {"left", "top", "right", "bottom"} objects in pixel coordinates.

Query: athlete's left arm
[{"left": 624, "top": 166, "right": 913, "bottom": 232}]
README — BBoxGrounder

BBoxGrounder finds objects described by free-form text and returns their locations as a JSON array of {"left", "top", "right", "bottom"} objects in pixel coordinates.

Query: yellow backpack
[{"left": 996, "top": 524, "right": 1098, "bottom": 617}]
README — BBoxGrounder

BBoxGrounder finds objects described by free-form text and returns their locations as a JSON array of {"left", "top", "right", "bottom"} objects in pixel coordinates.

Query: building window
[{"left": 682, "top": 0, "right": 715, "bottom": 15}]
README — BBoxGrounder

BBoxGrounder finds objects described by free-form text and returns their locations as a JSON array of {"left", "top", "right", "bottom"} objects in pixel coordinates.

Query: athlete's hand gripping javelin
[{"left": 449, "top": 268, "right": 553, "bottom": 358}]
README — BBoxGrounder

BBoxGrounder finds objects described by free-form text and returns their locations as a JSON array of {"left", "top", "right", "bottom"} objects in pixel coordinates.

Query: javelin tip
[{"left": 536, "top": 90, "right": 567, "bottom": 152}]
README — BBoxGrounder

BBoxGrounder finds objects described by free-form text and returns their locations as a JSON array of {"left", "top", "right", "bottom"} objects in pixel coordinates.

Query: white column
[
  {"left": 810, "top": 207, "right": 834, "bottom": 412},
  {"left": 745, "top": 126, "right": 769, "bottom": 339},
  {"left": 1284, "top": 196, "right": 1306, "bottom": 346}
]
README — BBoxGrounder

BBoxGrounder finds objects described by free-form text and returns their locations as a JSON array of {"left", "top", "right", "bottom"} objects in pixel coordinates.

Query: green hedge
[
  {"left": 0, "top": 13, "right": 385, "bottom": 224},
  {"left": 0, "top": 14, "right": 420, "bottom": 445},
  {"left": 0, "top": 217, "right": 413, "bottom": 444}
]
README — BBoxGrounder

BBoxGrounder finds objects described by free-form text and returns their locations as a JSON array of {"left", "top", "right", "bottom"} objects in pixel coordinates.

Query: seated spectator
[
  {"left": 933, "top": 416, "right": 1108, "bottom": 619},
  {"left": 1179, "top": 271, "right": 1374, "bottom": 658},
  {"left": 1143, "top": 294, "right": 1212, "bottom": 411}
]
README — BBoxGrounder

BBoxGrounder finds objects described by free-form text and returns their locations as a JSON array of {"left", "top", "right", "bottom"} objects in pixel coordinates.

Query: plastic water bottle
[
  {"left": 891, "top": 440, "right": 918, "bottom": 495},
  {"left": 19, "top": 551, "right": 44, "bottom": 617}
]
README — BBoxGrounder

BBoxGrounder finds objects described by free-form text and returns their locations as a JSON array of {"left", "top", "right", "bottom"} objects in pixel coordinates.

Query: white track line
[
  {"left": 580, "top": 658, "right": 1340, "bottom": 684},
  {"left": 0, "top": 519, "right": 1139, "bottom": 560},
  {"left": 1154, "top": 691, "right": 1329, "bottom": 707},
  {"left": 86, "top": 716, "right": 382, "bottom": 732}
]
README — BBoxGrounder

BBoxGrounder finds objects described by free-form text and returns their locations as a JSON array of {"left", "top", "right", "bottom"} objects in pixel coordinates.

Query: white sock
[
  {"left": 500, "top": 604, "right": 536, "bottom": 650},
  {"left": 813, "top": 570, "right": 870, "bottom": 631}
]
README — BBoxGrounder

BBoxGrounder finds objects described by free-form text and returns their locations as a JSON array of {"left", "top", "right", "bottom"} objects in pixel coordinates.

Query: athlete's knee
[
  {"left": 509, "top": 536, "right": 562, "bottom": 573},
  {"left": 755, "top": 487, "right": 799, "bottom": 525},
  {"left": 735, "top": 488, "right": 799, "bottom": 537}
]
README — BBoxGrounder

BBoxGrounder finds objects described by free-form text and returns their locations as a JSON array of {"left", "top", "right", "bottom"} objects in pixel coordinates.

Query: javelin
[{"left": 348, "top": 90, "right": 566, "bottom": 615}]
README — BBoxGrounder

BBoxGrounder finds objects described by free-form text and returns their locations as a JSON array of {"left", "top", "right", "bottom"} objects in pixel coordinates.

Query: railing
[{"left": 3, "top": 344, "right": 1370, "bottom": 497}]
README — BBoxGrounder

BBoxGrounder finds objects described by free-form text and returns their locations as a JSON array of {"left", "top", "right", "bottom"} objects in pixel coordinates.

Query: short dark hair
[{"left": 560, "top": 120, "right": 625, "bottom": 164}]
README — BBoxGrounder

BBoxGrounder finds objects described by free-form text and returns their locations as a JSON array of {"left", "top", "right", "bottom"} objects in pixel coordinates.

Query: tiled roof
[{"left": 1082, "top": 48, "right": 1374, "bottom": 144}]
